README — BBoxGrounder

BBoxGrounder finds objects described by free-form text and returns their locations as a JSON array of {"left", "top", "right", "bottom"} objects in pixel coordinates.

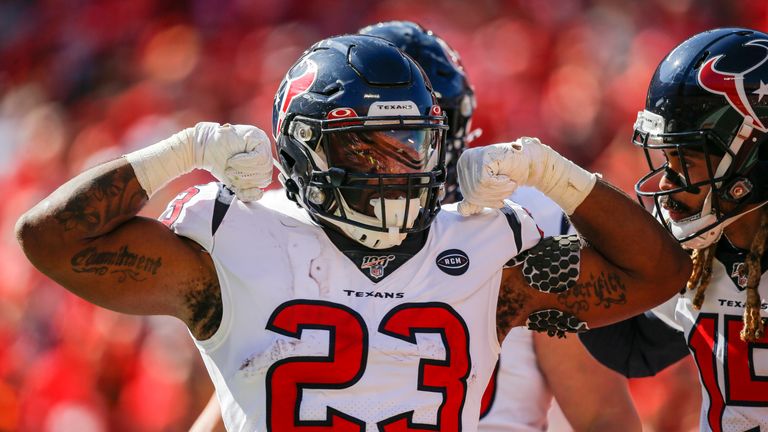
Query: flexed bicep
[
  {"left": 16, "top": 158, "right": 221, "bottom": 338},
  {"left": 59, "top": 216, "right": 218, "bottom": 325},
  {"left": 497, "top": 228, "right": 686, "bottom": 339}
]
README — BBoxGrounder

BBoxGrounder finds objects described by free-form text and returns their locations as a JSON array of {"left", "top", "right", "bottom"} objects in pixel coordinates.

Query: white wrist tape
[
  {"left": 504, "top": 137, "right": 598, "bottom": 215},
  {"left": 124, "top": 128, "right": 195, "bottom": 197}
]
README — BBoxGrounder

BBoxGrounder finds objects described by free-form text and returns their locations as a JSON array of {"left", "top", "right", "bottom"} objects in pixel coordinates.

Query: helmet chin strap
[
  {"left": 668, "top": 208, "right": 729, "bottom": 249},
  {"left": 670, "top": 201, "right": 768, "bottom": 249},
  {"left": 320, "top": 196, "right": 423, "bottom": 250}
]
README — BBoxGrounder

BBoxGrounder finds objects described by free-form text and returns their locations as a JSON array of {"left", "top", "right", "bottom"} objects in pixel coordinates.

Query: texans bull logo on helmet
[
  {"left": 274, "top": 59, "right": 318, "bottom": 137},
  {"left": 697, "top": 39, "right": 768, "bottom": 131}
]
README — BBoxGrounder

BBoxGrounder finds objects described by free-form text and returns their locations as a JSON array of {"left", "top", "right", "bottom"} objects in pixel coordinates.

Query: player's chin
[{"left": 665, "top": 209, "right": 693, "bottom": 222}]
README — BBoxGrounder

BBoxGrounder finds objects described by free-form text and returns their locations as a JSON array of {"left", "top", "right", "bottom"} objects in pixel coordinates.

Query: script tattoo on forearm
[
  {"left": 55, "top": 166, "right": 145, "bottom": 233},
  {"left": 185, "top": 278, "right": 223, "bottom": 340},
  {"left": 556, "top": 271, "right": 627, "bottom": 313},
  {"left": 71, "top": 245, "right": 162, "bottom": 281}
]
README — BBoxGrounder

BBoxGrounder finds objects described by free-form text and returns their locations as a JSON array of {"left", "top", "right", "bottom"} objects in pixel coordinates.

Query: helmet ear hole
[
  {"left": 278, "top": 150, "right": 301, "bottom": 197},
  {"left": 757, "top": 134, "right": 768, "bottom": 160},
  {"left": 279, "top": 150, "right": 296, "bottom": 170}
]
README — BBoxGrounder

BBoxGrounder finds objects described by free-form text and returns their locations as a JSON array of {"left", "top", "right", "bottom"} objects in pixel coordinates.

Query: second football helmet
[
  {"left": 272, "top": 34, "right": 447, "bottom": 249},
  {"left": 359, "top": 21, "right": 476, "bottom": 203},
  {"left": 634, "top": 27, "right": 768, "bottom": 248}
]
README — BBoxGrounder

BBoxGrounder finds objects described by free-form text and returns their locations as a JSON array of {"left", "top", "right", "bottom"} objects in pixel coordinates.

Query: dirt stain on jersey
[{"left": 238, "top": 333, "right": 328, "bottom": 381}]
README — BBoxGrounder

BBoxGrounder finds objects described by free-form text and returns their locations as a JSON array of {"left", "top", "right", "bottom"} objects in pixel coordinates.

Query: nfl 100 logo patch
[{"left": 361, "top": 255, "right": 396, "bottom": 279}]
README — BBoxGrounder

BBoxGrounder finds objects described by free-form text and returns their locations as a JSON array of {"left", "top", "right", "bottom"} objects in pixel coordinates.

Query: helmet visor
[
  {"left": 321, "top": 128, "right": 444, "bottom": 217},
  {"left": 324, "top": 129, "right": 442, "bottom": 174}
]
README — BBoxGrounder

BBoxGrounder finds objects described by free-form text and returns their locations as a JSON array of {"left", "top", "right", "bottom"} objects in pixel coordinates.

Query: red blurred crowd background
[{"left": 1, "top": 1, "right": 767, "bottom": 431}]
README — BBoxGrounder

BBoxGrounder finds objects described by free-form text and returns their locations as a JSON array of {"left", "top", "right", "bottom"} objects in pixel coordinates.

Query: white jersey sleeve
[
  {"left": 158, "top": 182, "right": 226, "bottom": 251},
  {"left": 256, "top": 188, "right": 304, "bottom": 215},
  {"left": 510, "top": 187, "right": 573, "bottom": 236}
]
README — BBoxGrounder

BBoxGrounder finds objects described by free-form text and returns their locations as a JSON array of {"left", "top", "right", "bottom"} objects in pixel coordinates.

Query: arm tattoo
[
  {"left": 70, "top": 245, "right": 162, "bottom": 281},
  {"left": 556, "top": 271, "right": 627, "bottom": 314},
  {"left": 496, "top": 282, "right": 532, "bottom": 339},
  {"left": 55, "top": 165, "right": 146, "bottom": 234},
  {"left": 185, "top": 279, "right": 223, "bottom": 340}
]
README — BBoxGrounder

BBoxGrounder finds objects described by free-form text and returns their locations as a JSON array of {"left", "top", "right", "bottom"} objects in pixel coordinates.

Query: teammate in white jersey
[
  {"left": 580, "top": 28, "right": 768, "bottom": 432},
  {"left": 16, "top": 33, "right": 690, "bottom": 431}
]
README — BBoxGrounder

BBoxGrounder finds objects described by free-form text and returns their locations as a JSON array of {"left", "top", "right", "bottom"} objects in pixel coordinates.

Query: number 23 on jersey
[{"left": 265, "top": 300, "right": 472, "bottom": 431}]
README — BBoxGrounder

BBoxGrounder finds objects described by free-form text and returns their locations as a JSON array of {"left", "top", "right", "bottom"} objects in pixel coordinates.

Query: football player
[
  {"left": 16, "top": 33, "right": 689, "bottom": 431},
  {"left": 580, "top": 27, "right": 768, "bottom": 432},
  {"left": 191, "top": 21, "right": 643, "bottom": 432}
]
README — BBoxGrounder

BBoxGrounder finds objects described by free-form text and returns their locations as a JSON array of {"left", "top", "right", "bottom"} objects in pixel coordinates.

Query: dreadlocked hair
[
  {"left": 740, "top": 209, "right": 768, "bottom": 342},
  {"left": 687, "top": 244, "right": 716, "bottom": 310},
  {"left": 686, "top": 209, "right": 768, "bottom": 341}
]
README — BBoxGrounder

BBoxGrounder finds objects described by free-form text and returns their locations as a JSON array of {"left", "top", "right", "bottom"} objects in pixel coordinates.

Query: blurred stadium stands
[{"left": 1, "top": 1, "right": 765, "bottom": 430}]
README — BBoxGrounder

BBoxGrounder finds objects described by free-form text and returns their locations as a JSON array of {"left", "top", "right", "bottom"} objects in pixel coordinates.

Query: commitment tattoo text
[{"left": 71, "top": 245, "right": 162, "bottom": 281}]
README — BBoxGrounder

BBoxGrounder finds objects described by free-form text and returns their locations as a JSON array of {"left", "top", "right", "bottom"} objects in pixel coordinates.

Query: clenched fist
[
  {"left": 188, "top": 122, "right": 273, "bottom": 202},
  {"left": 456, "top": 137, "right": 597, "bottom": 216},
  {"left": 127, "top": 122, "right": 274, "bottom": 202}
]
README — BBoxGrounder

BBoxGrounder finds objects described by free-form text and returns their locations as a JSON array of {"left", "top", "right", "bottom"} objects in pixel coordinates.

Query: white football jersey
[
  {"left": 161, "top": 184, "right": 541, "bottom": 432},
  {"left": 652, "top": 242, "right": 768, "bottom": 432},
  {"left": 478, "top": 187, "right": 572, "bottom": 431}
]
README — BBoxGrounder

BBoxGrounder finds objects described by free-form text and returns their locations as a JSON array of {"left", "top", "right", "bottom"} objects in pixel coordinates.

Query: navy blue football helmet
[
  {"left": 272, "top": 34, "right": 447, "bottom": 249},
  {"left": 359, "top": 21, "right": 475, "bottom": 203},
  {"left": 634, "top": 28, "right": 768, "bottom": 248}
]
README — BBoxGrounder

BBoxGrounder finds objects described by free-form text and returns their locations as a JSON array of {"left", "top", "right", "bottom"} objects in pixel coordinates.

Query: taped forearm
[
  {"left": 502, "top": 138, "right": 598, "bottom": 215},
  {"left": 124, "top": 129, "right": 196, "bottom": 197},
  {"left": 125, "top": 122, "right": 272, "bottom": 202},
  {"left": 456, "top": 137, "right": 598, "bottom": 216}
]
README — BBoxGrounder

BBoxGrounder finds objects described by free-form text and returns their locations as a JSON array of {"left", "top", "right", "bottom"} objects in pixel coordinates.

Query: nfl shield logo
[{"left": 361, "top": 255, "right": 396, "bottom": 279}]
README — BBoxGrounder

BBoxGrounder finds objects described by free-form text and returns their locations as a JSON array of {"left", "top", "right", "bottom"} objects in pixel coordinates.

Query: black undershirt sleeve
[{"left": 578, "top": 311, "right": 690, "bottom": 378}]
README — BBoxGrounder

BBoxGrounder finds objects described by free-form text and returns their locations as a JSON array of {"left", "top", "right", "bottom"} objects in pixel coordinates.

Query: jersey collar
[{"left": 322, "top": 225, "right": 430, "bottom": 283}]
